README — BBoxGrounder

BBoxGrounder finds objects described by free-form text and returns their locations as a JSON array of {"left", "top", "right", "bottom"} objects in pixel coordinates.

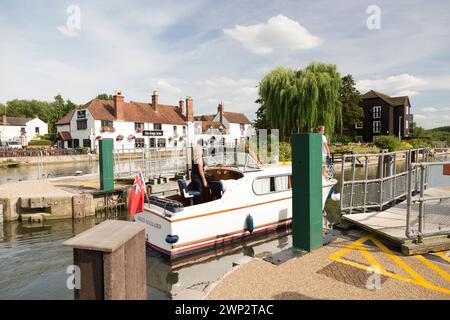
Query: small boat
[{"left": 134, "top": 154, "right": 338, "bottom": 258}]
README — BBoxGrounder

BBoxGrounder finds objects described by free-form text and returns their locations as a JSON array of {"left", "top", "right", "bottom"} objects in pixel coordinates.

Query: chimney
[
  {"left": 218, "top": 102, "right": 224, "bottom": 123},
  {"left": 113, "top": 90, "right": 125, "bottom": 119},
  {"left": 179, "top": 97, "right": 184, "bottom": 115},
  {"left": 185, "top": 96, "right": 194, "bottom": 122},
  {"left": 152, "top": 90, "right": 158, "bottom": 112}
]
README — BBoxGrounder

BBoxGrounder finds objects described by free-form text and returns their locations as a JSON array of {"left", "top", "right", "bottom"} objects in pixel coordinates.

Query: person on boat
[
  {"left": 316, "top": 125, "right": 331, "bottom": 179},
  {"left": 192, "top": 145, "right": 208, "bottom": 204}
]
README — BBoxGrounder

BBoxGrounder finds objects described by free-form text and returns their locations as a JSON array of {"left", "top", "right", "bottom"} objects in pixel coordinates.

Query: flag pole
[{"left": 139, "top": 168, "right": 151, "bottom": 206}]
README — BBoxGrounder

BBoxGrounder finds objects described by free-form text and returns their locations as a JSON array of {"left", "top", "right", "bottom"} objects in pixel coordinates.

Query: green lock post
[
  {"left": 292, "top": 133, "right": 323, "bottom": 252},
  {"left": 99, "top": 138, "right": 114, "bottom": 191}
]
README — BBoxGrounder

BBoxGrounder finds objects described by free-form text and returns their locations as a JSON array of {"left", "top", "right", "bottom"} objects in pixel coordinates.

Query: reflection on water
[{"left": 0, "top": 213, "right": 292, "bottom": 300}]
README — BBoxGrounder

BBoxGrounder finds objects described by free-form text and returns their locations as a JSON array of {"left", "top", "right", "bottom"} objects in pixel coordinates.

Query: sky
[{"left": 0, "top": 0, "right": 449, "bottom": 129}]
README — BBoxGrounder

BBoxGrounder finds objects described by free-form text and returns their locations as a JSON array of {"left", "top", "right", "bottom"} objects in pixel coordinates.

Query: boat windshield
[{"left": 203, "top": 150, "right": 261, "bottom": 173}]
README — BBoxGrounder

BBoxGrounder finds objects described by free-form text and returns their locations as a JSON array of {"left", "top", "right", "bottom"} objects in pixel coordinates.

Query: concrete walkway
[{"left": 206, "top": 230, "right": 450, "bottom": 300}]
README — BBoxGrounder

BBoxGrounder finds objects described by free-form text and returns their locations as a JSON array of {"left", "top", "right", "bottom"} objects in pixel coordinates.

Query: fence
[
  {"left": 0, "top": 148, "right": 89, "bottom": 158},
  {"left": 405, "top": 160, "right": 450, "bottom": 241},
  {"left": 339, "top": 148, "right": 429, "bottom": 214}
]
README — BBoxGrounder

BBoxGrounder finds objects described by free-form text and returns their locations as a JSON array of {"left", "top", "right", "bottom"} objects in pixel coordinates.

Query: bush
[
  {"left": 330, "top": 134, "right": 356, "bottom": 144},
  {"left": 28, "top": 139, "right": 52, "bottom": 146},
  {"left": 400, "top": 141, "right": 413, "bottom": 150},
  {"left": 373, "top": 136, "right": 401, "bottom": 152},
  {"left": 279, "top": 142, "right": 292, "bottom": 162},
  {"left": 408, "top": 138, "right": 433, "bottom": 149}
]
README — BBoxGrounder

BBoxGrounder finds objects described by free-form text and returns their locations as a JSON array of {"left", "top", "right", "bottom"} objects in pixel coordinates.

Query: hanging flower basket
[
  {"left": 109, "top": 127, "right": 116, "bottom": 132},
  {"left": 128, "top": 134, "right": 136, "bottom": 141},
  {"left": 100, "top": 127, "right": 106, "bottom": 133},
  {"left": 168, "top": 137, "right": 173, "bottom": 142},
  {"left": 116, "top": 134, "right": 124, "bottom": 141},
  {"left": 136, "top": 127, "right": 143, "bottom": 133},
  {"left": 179, "top": 136, "right": 183, "bottom": 141},
  {"left": 96, "top": 136, "right": 102, "bottom": 140}
]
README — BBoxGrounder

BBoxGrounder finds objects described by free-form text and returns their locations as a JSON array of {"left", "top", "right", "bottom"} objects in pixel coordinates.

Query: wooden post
[{"left": 63, "top": 220, "right": 147, "bottom": 300}]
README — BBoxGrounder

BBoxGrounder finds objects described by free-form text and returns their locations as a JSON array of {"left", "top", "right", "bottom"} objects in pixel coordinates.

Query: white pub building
[{"left": 56, "top": 91, "right": 253, "bottom": 150}]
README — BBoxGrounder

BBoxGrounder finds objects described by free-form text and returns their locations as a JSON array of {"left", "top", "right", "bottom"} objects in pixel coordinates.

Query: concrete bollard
[{"left": 63, "top": 220, "right": 147, "bottom": 300}]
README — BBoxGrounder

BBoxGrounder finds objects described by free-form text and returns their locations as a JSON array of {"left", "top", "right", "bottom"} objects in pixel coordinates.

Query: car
[{"left": 0, "top": 140, "right": 23, "bottom": 149}]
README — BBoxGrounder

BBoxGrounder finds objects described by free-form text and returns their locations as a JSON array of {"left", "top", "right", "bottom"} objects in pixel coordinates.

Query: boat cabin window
[{"left": 253, "top": 175, "right": 292, "bottom": 195}]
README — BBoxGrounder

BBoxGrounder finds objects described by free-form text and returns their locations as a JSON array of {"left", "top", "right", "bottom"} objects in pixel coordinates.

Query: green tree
[
  {"left": 257, "top": 62, "right": 342, "bottom": 140},
  {"left": 340, "top": 74, "right": 363, "bottom": 132},
  {"left": 96, "top": 93, "right": 114, "bottom": 100}
]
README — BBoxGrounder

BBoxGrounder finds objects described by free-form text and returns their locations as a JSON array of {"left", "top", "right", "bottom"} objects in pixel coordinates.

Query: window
[
  {"left": 101, "top": 120, "right": 113, "bottom": 128},
  {"left": 373, "top": 106, "right": 381, "bottom": 118},
  {"left": 73, "top": 139, "right": 80, "bottom": 148},
  {"left": 183, "top": 126, "right": 187, "bottom": 135},
  {"left": 77, "top": 119, "right": 88, "bottom": 130},
  {"left": 35, "top": 127, "right": 40, "bottom": 134},
  {"left": 83, "top": 139, "right": 91, "bottom": 148},
  {"left": 173, "top": 126, "right": 177, "bottom": 135},
  {"left": 355, "top": 122, "right": 363, "bottom": 129},
  {"left": 157, "top": 138, "right": 166, "bottom": 148},
  {"left": 68, "top": 140, "right": 73, "bottom": 148},
  {"left": 149, "top": 138, "right": 156, "bottom": 148},
  {"left": 154, "top": 123, "right": 162, "bottom": 130},
  {"left": 20, "top": 127, "right": 26, "bottom": 134},
  {"left": 135, "top": 122, "right": 144, "bottom": 130},
  {"left": 173, "top": 140, "right": 177, "bottom": 147},
  {"left": 253, "top": 175, "right": 292, "bottom": 195},
  {"left": 77, "top": 110, "right": 86, "bottom": 119},
  {"left": 355, "top": 136, "right": 363, "bottom": 142},
  {"left": 405, "top": 121, "right": 409, "bottom": 130},
  {"left": 240, "top": 124, "right": 245, "bottom": 131},
  {"left": 373, "top": 120, "right": 381, "bottom": 133},
  {"left": 135, "top": 138, "right": 145, "bottom": 148}
]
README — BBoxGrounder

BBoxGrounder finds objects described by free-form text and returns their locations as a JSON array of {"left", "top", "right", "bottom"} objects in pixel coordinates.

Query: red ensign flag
[{"left": 128, "top": 173, "right": 145, "bottom": 219}]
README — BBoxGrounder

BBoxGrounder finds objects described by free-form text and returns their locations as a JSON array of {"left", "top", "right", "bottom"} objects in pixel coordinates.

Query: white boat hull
[{"left": 135, "top": 166, "right": 337, "bottom": 258}]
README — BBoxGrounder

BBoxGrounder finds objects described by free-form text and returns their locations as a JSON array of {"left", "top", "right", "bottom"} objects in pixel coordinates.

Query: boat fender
[
  {"left": 331, "top": 192, "right": 341, "bottom": 201},
  {"left": 165, "top": 235, "right": 179, "bottom": 244},
  {"left": 246, "top": 214, "right": 254, "bottom": 233}
]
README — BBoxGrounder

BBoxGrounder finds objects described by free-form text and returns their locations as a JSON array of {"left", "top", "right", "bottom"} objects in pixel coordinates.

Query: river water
[{"left": 0, "top": 156, "right": 448, "bottom": 299}]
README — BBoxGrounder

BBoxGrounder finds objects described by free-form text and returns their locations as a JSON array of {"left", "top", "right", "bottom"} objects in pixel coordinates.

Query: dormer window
[{"left": 77, "top": 110, "right": 86, "bottom": 119}]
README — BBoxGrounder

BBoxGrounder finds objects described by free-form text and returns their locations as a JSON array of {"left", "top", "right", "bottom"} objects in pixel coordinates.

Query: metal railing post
[
  {"left": 339, "top": 154, "right": 346, "bottom": 212},
  {"left": 378, "top": 152, "right": 385, "bottom": 210},
  {"left": 362, "top": 155, "right": 369, "bottom": 213},
  {"left": 418, "top": 163, "right": 426, "bottom": 243},
  {"left": 349, "top": 156, "right": 356, "bottom": 214},
  {"left": 405, "top": 150, "right": 412, "bottom": 238}
]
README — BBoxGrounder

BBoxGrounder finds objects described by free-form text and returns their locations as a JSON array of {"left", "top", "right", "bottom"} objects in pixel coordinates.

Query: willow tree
[{"left": 258, "top": 62, "right": 343, "bottom": 139}]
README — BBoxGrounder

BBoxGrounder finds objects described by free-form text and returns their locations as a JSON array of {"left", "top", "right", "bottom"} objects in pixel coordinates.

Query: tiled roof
[
  {"left": 58, "top": 131, "right": 72, "bottom": 141},
  {"left": 56, "top": 110, "right": 75, "bottom": 125},
  {"left": 57, "top": 99, "right": 187, "bottom": 125},
  {"left": 3, "top": 116, "right": 34, "bottom": 126},
  {"left": 223, "top": 112, "right": 251, "bottom": 124},
  {"left": 361, "top": 90, "right": 409, "bottom": 106}
]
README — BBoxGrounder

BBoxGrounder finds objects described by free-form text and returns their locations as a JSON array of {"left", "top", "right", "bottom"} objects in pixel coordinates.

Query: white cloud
[
  {"left": 223, "top": 14, "right": 322, "bottom": 55},
  {"left": 414, "top": 114, "right": 427, "bottom": 120},
  {"left": 356, "top": 74, "right": 450, "bottom": 96},
  {"left": 395, "top": 90, "right": 419, "bottom": 97},
  {"left": 422, "top": 107, "right": 438, "bottom": 112},
  {"left": 156, "top": 80, "right": 182, "bottom": 95}
]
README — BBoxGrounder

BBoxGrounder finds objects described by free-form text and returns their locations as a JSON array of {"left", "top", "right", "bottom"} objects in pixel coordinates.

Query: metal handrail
[
  {"left": 405, "top": 160, "right": 450, "bottom": 241},
  {"left": 340, "top": 148, "right": 429, "bottom": 213}
]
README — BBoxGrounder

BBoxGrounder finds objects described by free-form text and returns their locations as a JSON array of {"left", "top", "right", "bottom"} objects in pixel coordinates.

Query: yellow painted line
[
  {"left": 328, "top": 235, "right": 370, "bottom": 261},
  {"left": 435, "top": 252, "right": 450, "bottom": 263},
  {"left": 328, "top": 235, "right": 450, "bottom": 296},
  {"left": 369, "top": 236, "right": 428, "bottom": 284},
  {"left": 415, "top": 255, "right": 450, "bottom": 282},
  {"left": 355, "top": 241, "right": 388, "bottom": 274}
]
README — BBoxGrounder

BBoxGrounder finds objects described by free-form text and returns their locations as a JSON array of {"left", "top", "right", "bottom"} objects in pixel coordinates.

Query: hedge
[{"left": 28, "top": 139, "right": 52, "bottom": 146}]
